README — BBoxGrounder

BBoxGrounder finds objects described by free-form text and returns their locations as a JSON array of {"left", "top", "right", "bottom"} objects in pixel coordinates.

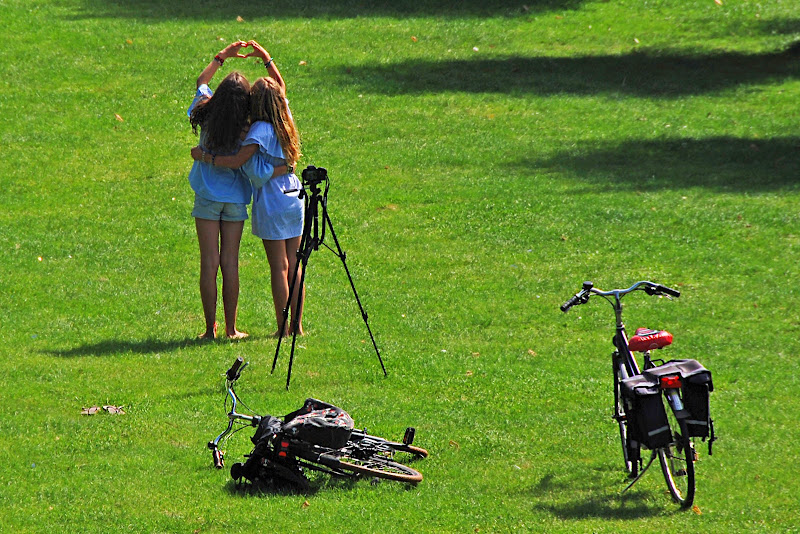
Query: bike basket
[
  {"left": 283, "top": 403, "right": 354, "bottom": 449},
  {"left": 643, "top": 359, "right": 714, "bottom": 439},
  {"left": 621, "top": 375, "right": 672, "bottom": 449}
]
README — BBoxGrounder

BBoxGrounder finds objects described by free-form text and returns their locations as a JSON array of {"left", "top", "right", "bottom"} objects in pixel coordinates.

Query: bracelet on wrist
[
  {"left": 214, "top": 55, "right": 224, "bottom": 65},
  {"left": 264, "top": 58, "right": 275, "bottom": 68}
]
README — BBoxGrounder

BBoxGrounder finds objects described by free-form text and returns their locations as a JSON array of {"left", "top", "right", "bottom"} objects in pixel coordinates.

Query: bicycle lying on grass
[
  {"left": 561, "top": 281, "right": 716, "bottom": 508},
  {"left": 208, "top": 357, "right": 428, "bottom": 491}
]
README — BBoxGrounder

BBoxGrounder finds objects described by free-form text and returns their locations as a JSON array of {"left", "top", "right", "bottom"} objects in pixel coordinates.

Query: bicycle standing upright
[{"left": 561, "top": 281, "right": 716, "bottom": 508}]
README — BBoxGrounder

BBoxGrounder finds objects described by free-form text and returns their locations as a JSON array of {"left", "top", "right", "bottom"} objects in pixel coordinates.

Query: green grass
[{"left": 1, "top": 0, "right": 799, "bottom": 531}]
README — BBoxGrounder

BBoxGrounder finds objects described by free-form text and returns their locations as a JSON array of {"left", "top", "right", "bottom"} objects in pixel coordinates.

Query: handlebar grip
[
  {"left": 560, "top": 296, "right": 579, "bottom": 312},
  {"left": 656, "top": 284, "right": 681, "bottom": 298},
  {"left": 226, "top": 357, "right": 244, "bottom": 381}
]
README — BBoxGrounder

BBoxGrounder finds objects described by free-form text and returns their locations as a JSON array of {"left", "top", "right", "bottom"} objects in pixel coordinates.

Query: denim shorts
[{"left": 192, "top": 195, "right": 249, "bottom": 222}]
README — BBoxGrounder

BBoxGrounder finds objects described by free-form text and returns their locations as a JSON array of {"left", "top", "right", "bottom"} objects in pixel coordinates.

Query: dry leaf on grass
[{"left": 81, "top": 405, "right": 125, "bottom": 415}]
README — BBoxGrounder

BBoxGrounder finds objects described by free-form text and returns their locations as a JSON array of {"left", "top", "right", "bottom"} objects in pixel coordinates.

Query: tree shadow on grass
[
  {"left": 71, "top": 0, "right": 585, "bottom": 20},
  {"left": 337, "top": 47, "right": 800, "bottom": 97},
  {"left": 44, "top": 336, "right": 215, "bottom": 357},
  {"left": 521, "top": 136, "right": 800, "bottom": 193}
]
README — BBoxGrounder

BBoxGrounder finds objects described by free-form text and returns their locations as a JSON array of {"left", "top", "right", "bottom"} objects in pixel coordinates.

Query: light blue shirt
[
  {"left": 186, "top": 84, "right": 252, "bottom": 204},
  {"left": 241, "top": 121, "right": 304, "bottom": 240}
]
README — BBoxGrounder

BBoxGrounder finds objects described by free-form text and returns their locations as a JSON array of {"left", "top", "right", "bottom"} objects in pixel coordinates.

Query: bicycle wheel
[
  {"left": 613, "top": 357, "right": 638, "bottom": 478},
  {"left": 323, "top": 452, "right": 423, "bottom": 483},
  {"left": 658, "top": 399, "right": 696, "bottom": 507}
]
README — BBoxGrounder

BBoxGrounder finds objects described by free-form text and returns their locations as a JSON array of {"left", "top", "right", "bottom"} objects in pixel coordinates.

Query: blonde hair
[{"left": 250, "top": 77, "right": 301, "bottom": 166}]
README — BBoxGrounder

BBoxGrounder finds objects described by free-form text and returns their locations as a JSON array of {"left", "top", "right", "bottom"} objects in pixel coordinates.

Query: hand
[
  {"left": 218, "top": 41, "right": 249, "bottom": 60},
  {"left": 244, "top": 40, "right": 271, "bottom": 62},
  {"left": 191, "top": 145, "right": 203, "bottom": 161}
]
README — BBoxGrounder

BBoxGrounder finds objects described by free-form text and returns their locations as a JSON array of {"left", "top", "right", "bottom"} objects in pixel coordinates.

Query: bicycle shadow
[
  {"left": 527, "top": 468, "right": 667, "bottom": 519},
  {"left": 221, "top": 473, "right": 366, "bottom": 497}
]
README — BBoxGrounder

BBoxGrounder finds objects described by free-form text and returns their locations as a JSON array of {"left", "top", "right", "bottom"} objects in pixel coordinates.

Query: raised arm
[
  {"left": 246, "top": 41, "right": 286, "bottom": 93},
  {"left": 197, "top": 41, "right": 248, "bottom": 88}
]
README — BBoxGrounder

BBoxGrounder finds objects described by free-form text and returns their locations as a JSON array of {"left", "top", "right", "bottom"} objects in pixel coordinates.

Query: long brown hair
[
  {"left": 190, "top": 72, "right": 250, "bottom": 153},
  {"left": 250, "top": 77, "right": 301, "bottom": 166}
]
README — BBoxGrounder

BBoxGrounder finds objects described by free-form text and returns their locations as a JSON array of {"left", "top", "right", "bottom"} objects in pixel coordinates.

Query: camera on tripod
[{"left": 301, "top": 165, "right": 328, "bottom": 186}]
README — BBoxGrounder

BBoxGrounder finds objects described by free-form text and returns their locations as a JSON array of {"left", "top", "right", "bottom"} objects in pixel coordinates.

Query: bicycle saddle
[{"left": 628, "top": 327, "right": 673, "bottom": 352}]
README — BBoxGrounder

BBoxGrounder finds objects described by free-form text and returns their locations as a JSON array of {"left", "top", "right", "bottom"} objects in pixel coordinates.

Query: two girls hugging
[{"left": 187, "top": 40, "right": 304, "bottom": 340}]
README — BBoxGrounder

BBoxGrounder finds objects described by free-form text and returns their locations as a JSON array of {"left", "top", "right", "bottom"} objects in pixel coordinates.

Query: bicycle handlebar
[
  {"left": 560, "top": 281, "right": 594, "bottom": 312},
  {"left": 226, "top": 357, "right": 244, "bottom": 381},
  {"left": 560, "top": 280, "right": 680, "bottom": 312}
]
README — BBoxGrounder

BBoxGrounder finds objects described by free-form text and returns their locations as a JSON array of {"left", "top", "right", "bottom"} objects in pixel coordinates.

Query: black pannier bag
[
  {"left": 282, "top": 398, "right": 354, "bottom": 449},
  {"left": 621, "top": 375, "right": 672, "bottom": 449},
  {"left": 643, "top": 359, "right": 714, "bottom": 439}
]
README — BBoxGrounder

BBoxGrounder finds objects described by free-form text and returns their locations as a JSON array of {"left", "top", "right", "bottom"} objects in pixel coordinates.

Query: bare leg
[
  {"left": 195, "top": 218, "right": 221, "bottom": 339},
  {"left": 263, "top": 237, "right": 304, "bottom": 337},
  {"left": 220, "top": 220, "right": 247, "bottom": 339},
  {"left": 284, "top": 236, "right": 305, "bottom": 335}
]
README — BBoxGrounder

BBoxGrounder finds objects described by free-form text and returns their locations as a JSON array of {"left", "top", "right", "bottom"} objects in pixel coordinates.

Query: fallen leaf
[
  {"left": 114, "top": 113, "right": 124, "bottom": 122},
  {"left": 302, "top": 500, "right": 310, "bottom": 508},
  {"left": 466, "top": 370, "right": 474, "bottom": 377},
  {"left": 411, "top": 36, "right": 418, "bottom": 42},
  {"left": 126, "top": 39, "right": 133, "bottom": 45},
  {"left": 236, "top": 15, "right": 244, "bottom": 22},
  {"left": 714, "top": 0, "right": 722, "bottom": 5},
  {"left": 528, "top": 349, "right": 537, "bottom": 356},
  {"left": 299, "top": 60, "right": 307, "bottom": 66},
  {"left": 449, "top": 440, "right": 460, "bottom": 450},
  {"left": 692, "top": 504, "right": 702, "bottom": 514}
]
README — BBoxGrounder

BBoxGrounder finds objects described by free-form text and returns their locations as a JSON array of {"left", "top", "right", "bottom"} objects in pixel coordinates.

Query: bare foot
[
  {"left": 271, "top": 327, "right": 304, "bottom": 338},
  {"left": 226, "top": 330, "right": 249, "bottom": 340},
  {"left": 198, "top": 322, "right": 218, "bottom": 340}
]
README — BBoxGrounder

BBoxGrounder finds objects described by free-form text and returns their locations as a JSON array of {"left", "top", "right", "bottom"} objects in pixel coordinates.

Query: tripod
[{"left": 271, "top": 166, "right": 387, "bottom": 389}]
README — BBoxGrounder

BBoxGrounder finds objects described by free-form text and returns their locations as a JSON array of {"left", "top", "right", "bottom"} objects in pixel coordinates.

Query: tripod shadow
[{"left": 44, "top": 336, "right": 204, "bottom": 358}]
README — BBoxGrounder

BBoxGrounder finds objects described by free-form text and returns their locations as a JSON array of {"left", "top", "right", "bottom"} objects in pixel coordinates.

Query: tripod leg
[
  {"left": 273, "top": 207, "right": 314, "bottom": 374},
  {"left": 285, "top": 252, "right": 311, "bottom": 389},
  {"left": 322, "top": 209, "right": 387, "bottom": 376}
]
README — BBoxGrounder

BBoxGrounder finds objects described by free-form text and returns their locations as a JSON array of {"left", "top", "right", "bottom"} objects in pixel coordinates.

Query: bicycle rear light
[{"left": 660, "top": 375, "right": 682, "bottom": 389}]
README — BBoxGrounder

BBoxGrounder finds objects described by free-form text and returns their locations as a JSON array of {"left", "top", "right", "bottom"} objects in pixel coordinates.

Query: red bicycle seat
[{"left": 628, "top": 327, "right": 673, "bottom": 352}]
